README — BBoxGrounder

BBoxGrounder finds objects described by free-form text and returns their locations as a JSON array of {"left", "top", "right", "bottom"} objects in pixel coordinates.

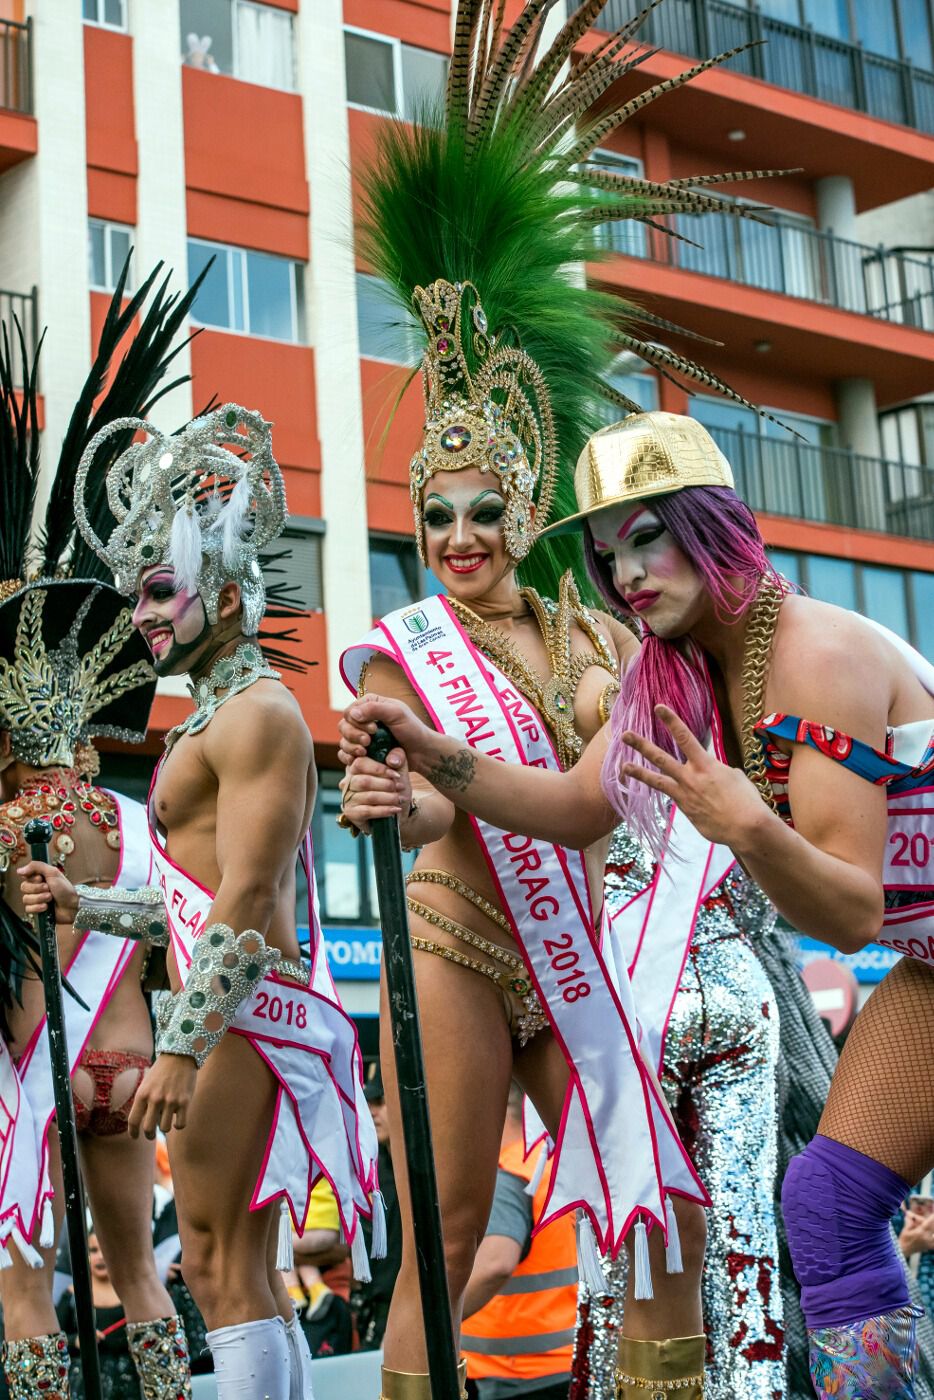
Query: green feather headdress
[{"left": 359, "top": 0, "right": 788, "bottom": 602}]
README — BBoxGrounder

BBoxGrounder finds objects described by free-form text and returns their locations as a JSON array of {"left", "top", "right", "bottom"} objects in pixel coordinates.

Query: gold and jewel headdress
[
  {"left": 74, "top": 404, "right": 288, "bottom": 638},
  {"left": 0, "top": 257, "right": 208, "bottom": 770},
  {"left": 543, "top": 411, "right": 733, "bottom": 535},
  {"left": 360, "top": 0, "right": 789, "bottom": 592}
]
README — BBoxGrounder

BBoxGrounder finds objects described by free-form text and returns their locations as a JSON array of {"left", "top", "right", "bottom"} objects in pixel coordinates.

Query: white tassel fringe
[
  {"left": 276, "top": 1200, "right": 294, "bottom": 1272},
  {"left": 351, "top": 1223, "right": 371, "bottom": 1283},
  {"left": 576, "top": 1215, "right": 607, "bottom": 1296},
  {"left": 665, "top": 1197, "right": 683, "bottom": 1275},
  {"left": 168, "top": 501, "right": 203, "bottom": 597},
  {"left": 525, "top": 1144, "right": 548, "bottom": 1197},
  {"left": 633, "top": 1217, "right": 653, "bottom": 1300},
  {"left": 39, "top": 1199, "right": 54, "bottom": 1250},
  {"left": 370, "top": 1191, "right": 387, "bottom": 1260},
  {"left": 10, "top": 1226, "right": 43, "bottom": 1270}
]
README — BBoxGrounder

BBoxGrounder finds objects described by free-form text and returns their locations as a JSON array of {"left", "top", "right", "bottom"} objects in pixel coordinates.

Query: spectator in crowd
[
  {"left": 352, "top": 1062, "right": 402, "bottom": 1352},
  {"left": 56, "top": 1234, "right": 146, "bottom": 1399},
  {"left": 896, "top": 1192, "right": 934, "bottom": 1312},
  {"left": 462, "top": 1084, "right": 576, "bottom": 1400},
  {"left": 287, "top": 1179, "right": 353, "bottom": 1358}
]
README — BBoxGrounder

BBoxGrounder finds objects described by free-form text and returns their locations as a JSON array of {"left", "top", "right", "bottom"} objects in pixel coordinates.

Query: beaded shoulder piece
[{"left": 0, "top": 770, "right": 119, "bottom": 876}]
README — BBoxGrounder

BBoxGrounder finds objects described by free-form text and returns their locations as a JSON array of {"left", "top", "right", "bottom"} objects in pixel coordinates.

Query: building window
[
  {"left": 312, "top": 772, "right": 416, "bottom": 925},
  {"left": 268, "top": 519, "right": 325, "bottom": 613},
  {"left": 187, "top": 240, "right": 304, "bottom": 343},
  {"left": 605, "top": 365, "right": 658, "bottom": 420},
  {"left": 83, "top": 0, "right": 127, "bottom": 30},
  {"left": 88, "top": 220, "right": 134, "bottom": 293},
  {"left": 181, "top": 0, "right": 295, "bottom": 90},
  {"left": 369, "top": 535, "right": 428, "bottom": 619},
  {"left": 356, "top": 272, "right": 419, "bottom": 364},
  {"left": 758, "top": 0, "right": 934, "bottom": 69},
  {"left": 767, "top": 548, "right": 934, "bottom": 651},
  {"left": 590, "top": 150, "right": 648, "bottom": 258},
  {"left": 344, "top": 27, "right": 448, "bottom": 121}
]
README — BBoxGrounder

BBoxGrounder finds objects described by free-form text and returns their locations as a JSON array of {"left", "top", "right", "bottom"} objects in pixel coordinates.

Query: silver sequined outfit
[{"left": 579, "top": 826, "right": 784, "bottom": 1400}]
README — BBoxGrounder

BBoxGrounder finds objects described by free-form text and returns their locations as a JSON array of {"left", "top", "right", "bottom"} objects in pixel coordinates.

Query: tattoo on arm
[{"left": 426, "top": 748, "right": 477, "bottom": 793}]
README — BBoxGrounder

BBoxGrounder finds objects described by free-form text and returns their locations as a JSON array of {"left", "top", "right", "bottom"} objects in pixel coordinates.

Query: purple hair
[{"left": 585, "top": 485, "right": 780, "bottom": 847}]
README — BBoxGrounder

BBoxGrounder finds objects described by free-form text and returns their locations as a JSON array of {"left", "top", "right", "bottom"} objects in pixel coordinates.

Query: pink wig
[{"left": 586, "top": 485, "right": 782, "bottom": 846}]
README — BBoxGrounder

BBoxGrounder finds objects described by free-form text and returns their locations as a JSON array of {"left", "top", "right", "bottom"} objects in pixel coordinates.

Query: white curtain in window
[{"left": 235, "top": 2, "right": 293, "bottom": 90}]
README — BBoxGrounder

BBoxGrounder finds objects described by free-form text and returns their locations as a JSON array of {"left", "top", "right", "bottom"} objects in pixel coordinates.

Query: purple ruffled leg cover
[{"left": 782, "top": 1134, "right": 921, "bottom": 1398}]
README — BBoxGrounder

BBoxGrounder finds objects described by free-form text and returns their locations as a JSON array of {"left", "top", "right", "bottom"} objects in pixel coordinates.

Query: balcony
[
  {"left": 0, "top": 18, "right": 31, "bottom": 116},
  {"left": 713, "top": 425, "right": 934, "bottom": 540},
  {"left": 605, "top": 215, "right": 934, "bottom": 329},
  {"left": 602, "top": 0, "right": 934, "bottom": 134},
  {"left": 1, "top": 285, "right": 38, "bottom": 386}
]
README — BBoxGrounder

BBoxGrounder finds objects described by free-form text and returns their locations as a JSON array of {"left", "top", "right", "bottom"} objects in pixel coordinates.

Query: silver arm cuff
[
  {"left": 74, "top": 885, "right": 169, "bottom": 946},
  {"left": 157, "top": 923, "right": 281, "bottom": 1067}
]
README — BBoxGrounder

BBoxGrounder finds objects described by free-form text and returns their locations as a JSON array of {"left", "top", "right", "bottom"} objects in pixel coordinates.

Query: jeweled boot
[
  {"left": 380, "top": 1359, "right": 467, "bottom": 1399},
  {"left": 1, "top": 1332, "right": 71, "bottom": 1399},
  {"left": 808, "top": 1305, "right": 921, "bottom": 1399},
  {"left": 615, "top": 1334, "right": 705, "bottom": 1399},
  {"left": 126, "top": 1315, "right": 193, "bottom": 1400}
]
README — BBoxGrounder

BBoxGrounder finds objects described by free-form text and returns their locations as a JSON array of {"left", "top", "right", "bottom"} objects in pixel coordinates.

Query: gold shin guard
[
  {"left": 615, "top": 1334, "right": 706, "bottom": 1398},
  {"left": 380, "top": 1359, "right": 468, "bottom": 1399},
  {"left": 126, "top": 1315, "right": 193, "bottom": 1399},
  {"left": 1, "top": 1332, "right": 71, "bottom": 1398}
]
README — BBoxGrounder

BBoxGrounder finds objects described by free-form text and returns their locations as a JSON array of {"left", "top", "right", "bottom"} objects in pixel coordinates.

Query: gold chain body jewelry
[
  {"left": 739, "top": 578, "right": 785, "bottom": 814},
  {"left": 407, "top": 868, "right": 513, "bottom": 934}
]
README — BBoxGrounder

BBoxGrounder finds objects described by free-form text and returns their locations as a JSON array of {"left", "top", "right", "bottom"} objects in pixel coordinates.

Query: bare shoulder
[
  {"left": 204, "top": 679, "right": 313, "bottom": 769},
  {"left": 581, "top": 607, "right": 638, "bottom": 667},
  {"left": 769, "top": 595, "right": 895, "bottom": 736}
]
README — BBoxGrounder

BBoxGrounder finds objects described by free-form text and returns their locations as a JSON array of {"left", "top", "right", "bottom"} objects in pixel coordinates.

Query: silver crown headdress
[{"left": 74, "top": 404, "right": 288, "bottom": 636}]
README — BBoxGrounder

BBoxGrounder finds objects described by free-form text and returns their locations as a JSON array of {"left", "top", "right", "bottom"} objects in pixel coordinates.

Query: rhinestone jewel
[
  {"left": 472, "top": 305, "right": 488, "bottom": 334},
  {"left": 436, "top": 336, "right": 453, "bottom": 357},
  {"left": 439, "top": 425, "right": 472, "bottom": 452}
]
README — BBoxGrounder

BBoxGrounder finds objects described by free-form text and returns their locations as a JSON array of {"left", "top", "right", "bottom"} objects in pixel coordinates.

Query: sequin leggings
[
  {"left": 661, "top": 931, "right": 785, "bottom": 1400},
  {"left": 572, "top": 930, "right": 784, "bottom": 1400}
]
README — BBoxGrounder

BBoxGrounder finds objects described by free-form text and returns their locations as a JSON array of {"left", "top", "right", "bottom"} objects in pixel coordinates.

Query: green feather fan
[{"left": 358, "top": 0, "right": 789, "bottom": 606}]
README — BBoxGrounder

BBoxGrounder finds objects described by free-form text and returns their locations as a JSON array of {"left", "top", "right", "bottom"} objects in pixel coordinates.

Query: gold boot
[
  {"left": 126, "top": 1315, "right": 192, "bottom": 1399},
  {"left": 615, "top": 1334, "right": 705, "bottom": 1399},
  {"left": 380, "top": 1358, "right": 468, "bottom": 1399},
  {"left": 1, "top": 1332, "right": 71, "bottom": 1398}
]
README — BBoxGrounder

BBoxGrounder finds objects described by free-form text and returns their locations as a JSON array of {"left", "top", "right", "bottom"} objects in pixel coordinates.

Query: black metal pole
[
  {"left": 23, "top": 818, "right": 102, "bottom": 1400},
  {"left": 367, "top": 724, "right": 462, "bottom": 1400}
]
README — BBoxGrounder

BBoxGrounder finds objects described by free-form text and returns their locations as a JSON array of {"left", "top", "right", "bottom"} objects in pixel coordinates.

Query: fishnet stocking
[{"left": 819, "top": 957, "right": 934, "bottom": 1186}]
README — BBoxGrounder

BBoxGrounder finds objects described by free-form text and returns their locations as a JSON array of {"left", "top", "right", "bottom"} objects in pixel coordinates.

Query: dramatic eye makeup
[
  {"left": 469, "top": 489, "right": 505, "bottom": 524},
  {"left": 136, "top": 569, "right": 180, "bottom": 604},
  {"left": 617, "top": 509, "right": 665, "bottom": 550},
  {"left": 423, "top": 494, "right": 454, "bottom": 529}
]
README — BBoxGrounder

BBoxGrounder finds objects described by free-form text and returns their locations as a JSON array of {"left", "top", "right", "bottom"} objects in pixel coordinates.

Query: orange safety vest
[{"left": 462, "top": 1137, "right": 577, "bottom": 1383}]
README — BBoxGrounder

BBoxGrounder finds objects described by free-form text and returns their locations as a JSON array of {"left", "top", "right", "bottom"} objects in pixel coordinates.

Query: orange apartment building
[{"left": 0, "top": 0, "right": 932, "bottom": 1010}]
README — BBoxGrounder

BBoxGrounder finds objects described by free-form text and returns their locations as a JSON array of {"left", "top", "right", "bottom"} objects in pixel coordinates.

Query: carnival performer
[
  {"left": 341, "top": 409, "right": 934, "bottom": 1398},
  {"left": 21, "top": 404, "right": 380, "bottom": 1400},
  {"left": 0, "top": 264, "right": 199, "bottom": 1399},
  {"left": 337, "top": 3, "right": 794, "bottom": 1395}
]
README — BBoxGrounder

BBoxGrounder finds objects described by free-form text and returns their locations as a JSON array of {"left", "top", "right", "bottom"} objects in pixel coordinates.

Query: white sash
[
  {"left": 147, "top": 780, "right": 379, "bottom": 1250},
  {"left": 0, "top": 794, "right": 151, "bottom": 1265},
  {"left": 343, "top": 595, "right": 707, "bottom": 1255},
  {"left": 610, "top": 703, "right": 737, "bottom": 1073},
  {"left": 860, "top": 619, "right": 934, "bottom": 966}
]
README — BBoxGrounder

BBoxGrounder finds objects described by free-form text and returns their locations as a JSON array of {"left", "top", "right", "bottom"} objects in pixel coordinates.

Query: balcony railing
[
  {"left": 712, "top": 425, "right": 934, "bottom": 540},
  {"left": 602, "top": 0, "right": 934, "bottom": 135},
  {"left": 0, "top": 18, "right": 31, "bottom": 116},
  {"left": 600, "top": 214, "right": 934, "bottom": 328},
  {"left": 0, "top": 286, "right": 39, "bottom": 387}
]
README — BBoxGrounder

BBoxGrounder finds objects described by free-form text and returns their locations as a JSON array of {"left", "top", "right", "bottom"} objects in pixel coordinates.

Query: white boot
[
  {"left": 284, "top": 1309, "right": 316, "bottom": 1399},
  {"left": 206, "top": 1315, "right": 291, "bottom": 1400}
]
